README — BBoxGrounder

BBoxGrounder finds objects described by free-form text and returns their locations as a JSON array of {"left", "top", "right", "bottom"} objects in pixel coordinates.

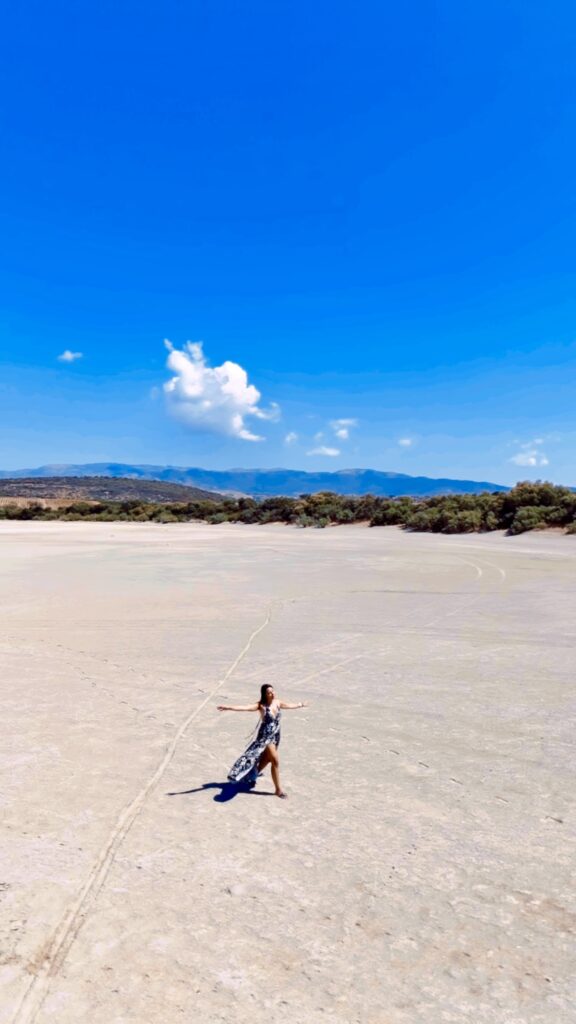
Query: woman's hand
[{"left": 217, "top": 703, "right": 259, "bottom": 712}]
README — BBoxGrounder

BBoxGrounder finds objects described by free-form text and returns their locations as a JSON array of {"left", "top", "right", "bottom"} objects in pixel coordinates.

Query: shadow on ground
[{"left": 167, "top": 781, "right": 275, "bottom": 803}]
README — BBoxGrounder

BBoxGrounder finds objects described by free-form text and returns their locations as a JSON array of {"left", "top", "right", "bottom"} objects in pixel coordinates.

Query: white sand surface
[{"left": 1, "top": 522, "right": 575, "bottom": 1024}]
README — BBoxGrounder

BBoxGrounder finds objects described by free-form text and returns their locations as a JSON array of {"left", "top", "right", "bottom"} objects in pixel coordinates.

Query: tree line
[{"left": 0, "top": 482, "right": 575, "bottom": 535}]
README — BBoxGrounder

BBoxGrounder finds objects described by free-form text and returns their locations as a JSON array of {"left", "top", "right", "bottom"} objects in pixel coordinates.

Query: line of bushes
[{"left": 0, "top": 482, "right": 574, "bottom": 535}]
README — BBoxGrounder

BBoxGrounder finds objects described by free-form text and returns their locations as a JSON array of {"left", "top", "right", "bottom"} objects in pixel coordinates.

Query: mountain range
[{"left": 0, "top": 463, "right": 508, "bottom": 498}]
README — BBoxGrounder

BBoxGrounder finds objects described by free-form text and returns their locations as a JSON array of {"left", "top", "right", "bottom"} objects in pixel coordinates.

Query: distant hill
[
  {"left": 0, "top": 476, "right": 220, "bottom": 503},
  {"left": 0, "top": 463, "right": 509, "bottom": 497}
]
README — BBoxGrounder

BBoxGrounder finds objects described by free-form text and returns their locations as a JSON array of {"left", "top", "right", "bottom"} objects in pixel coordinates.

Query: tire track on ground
[
  {"left": 10, "top": 606, "right": 274, "bottom": 1024},
  {"left": 290, "top": 654, "right": 365, "bottom": 687}
]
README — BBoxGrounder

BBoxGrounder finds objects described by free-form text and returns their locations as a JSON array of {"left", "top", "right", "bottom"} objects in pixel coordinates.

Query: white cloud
[
  {"left": 509, "top": 439, "right": 549, "bottom": 468},
  {"left": 284, "top": 431, "right": 298, "bottom": 445},
  {"left": 306, "top": 445, "right": 340, "bottom": 457},
  {"left": 510, "top": 451, "right": 549, "bottom": 467},
  {"left": 58, "top": 350, "right": 83, "bottom": 362},
  {"left": 163, "top": 340, "right": 279, "bottom": 442},
  {"left": 330, "top": 418, "right": 357, "bottom": 441},
  {"left": 398, "top": 437, "right": 413, "bottom": 447}
]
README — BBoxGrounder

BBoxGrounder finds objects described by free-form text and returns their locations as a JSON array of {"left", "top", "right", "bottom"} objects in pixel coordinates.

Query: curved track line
[
  {"left": 451, "top": 546, "right": 508, "bottom": 582},
  {"left": 453, "top": 556, "right": 483, "bottom": 581},
  {"left": 475, "top": 557, "right": 507, "bottom": 581},
  {"left": 11, "top": 607, "right": 274, "bottom": 1024}
]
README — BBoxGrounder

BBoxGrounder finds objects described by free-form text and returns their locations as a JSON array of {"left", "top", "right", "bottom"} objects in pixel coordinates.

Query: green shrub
[
  {"left": 482, "top": 510, "right": 500, "bottom": 531},
  {"left": 508, "top": 506, "right": 547, "bottom": 535},
  {"left": 295, "top": 514, "right": 315, "bottom": 528},
  {"left": 207, "top": 512, "right": 229, "bottom": 524},
  {"left": 440, "top": 509, "right": 483, "bottom": 533},
  {"left": 405, "top": 508, "right": 443, "bottom": 532},
  {"left": 64, "top": 501, "right": 95, "bottom": 515},
  {"left": 370, "top": 502, "right": 413, "bottom": 526}
]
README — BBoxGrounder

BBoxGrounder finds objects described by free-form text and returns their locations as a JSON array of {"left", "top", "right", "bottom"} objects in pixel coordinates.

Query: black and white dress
[{"left": 227, "top": 706, "right": 281, "bottom": 785}]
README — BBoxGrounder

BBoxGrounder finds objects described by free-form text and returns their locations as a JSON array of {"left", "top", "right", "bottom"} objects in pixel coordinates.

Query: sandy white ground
[{"left": 1, "top": 522, "right": 574, "bottom": 1024}]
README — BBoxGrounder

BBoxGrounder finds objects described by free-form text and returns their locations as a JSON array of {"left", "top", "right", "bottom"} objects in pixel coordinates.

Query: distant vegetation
[
  {"left": 0, "top": 475, "right": 220, "bottom": 503},
  {"left": 0, "top": 482, "right": 574, "bottom": 535}
]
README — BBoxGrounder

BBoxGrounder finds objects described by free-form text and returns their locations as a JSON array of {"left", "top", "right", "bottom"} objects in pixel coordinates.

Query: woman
[{"left": 217, "top": 684, "right": 307, "bottom": 799}]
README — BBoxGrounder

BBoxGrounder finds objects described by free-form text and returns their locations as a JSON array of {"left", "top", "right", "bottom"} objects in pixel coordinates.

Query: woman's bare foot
[{"left": 275, "top": 790, "right": 288, "bottom": 799}]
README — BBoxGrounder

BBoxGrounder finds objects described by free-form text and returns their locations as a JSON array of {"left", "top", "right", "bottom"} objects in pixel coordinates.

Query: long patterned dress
[{"left": 227, "top": 707, "right": 281, "bottom": 785}]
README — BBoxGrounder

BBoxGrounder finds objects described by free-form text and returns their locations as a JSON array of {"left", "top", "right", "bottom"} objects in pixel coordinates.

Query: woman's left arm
[{"left": 279, "top": 700, "right": 308, "bottom": 709}]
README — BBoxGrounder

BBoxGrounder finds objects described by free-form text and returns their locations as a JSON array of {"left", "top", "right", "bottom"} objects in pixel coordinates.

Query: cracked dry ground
[{"left": 1, "top": 522, "right": 575, "bottom": 1024}]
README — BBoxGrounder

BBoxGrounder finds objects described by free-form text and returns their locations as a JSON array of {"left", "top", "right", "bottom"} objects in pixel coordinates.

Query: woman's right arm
[{"left": 217, "top": 703, "right": 259, "bottom": 712}]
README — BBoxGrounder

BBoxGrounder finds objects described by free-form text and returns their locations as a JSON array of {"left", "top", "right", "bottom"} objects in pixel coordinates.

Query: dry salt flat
[{"left": 0, "top": 521, "right": 575, "bottom": 1024}]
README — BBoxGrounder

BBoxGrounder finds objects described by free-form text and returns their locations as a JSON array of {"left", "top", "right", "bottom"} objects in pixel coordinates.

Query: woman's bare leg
[
  {"left": 258, "top": 748, "right": 271, "bottom": 773},
  {"left": 268, "top": 745, "right": 286, "bottom": 798},
  {"left": 258, "top": 745, "right": 286, "bottom": 797}
]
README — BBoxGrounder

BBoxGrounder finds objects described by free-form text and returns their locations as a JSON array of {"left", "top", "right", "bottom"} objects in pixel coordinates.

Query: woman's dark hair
[{"left": 259, "top": 683, "right": 273, "bottom": 706}]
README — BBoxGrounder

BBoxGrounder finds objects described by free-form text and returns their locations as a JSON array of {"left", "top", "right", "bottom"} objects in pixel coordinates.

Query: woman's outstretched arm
[
  {"left": 217, "top": 703, "right": 259, "bottom": 712},
  {"left": 279, "top": 700, "right": 308, "bottom": 709}
]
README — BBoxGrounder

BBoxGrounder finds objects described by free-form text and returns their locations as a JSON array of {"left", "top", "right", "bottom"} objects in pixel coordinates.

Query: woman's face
[{"left": 265, "top": 686, "right": 274, "bottom": 704}]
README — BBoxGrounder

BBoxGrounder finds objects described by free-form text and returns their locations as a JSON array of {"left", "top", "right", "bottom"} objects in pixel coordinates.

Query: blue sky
[{"left": 1, "top": 1, "right": 575, "bottom": 484}]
